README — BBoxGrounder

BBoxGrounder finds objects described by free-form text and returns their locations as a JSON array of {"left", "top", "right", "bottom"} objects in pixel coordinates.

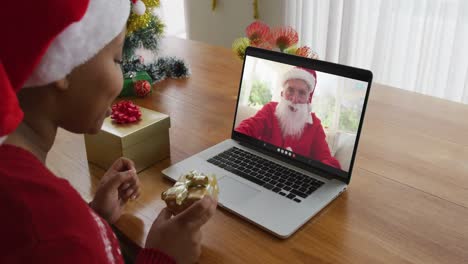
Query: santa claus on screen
[{"left": 235, "top": 67, "right": 341, "bottom": 170}]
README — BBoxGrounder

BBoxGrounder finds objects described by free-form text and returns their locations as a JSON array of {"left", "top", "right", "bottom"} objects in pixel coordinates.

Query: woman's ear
[{"left": 53, "top": 77, "right": 70, "bottom": 91}]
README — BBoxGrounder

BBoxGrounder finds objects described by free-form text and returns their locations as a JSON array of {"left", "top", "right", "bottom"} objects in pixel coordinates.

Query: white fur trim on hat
[
  {"left": 24, "top": 0, "right": 130, "bottom": 87},
  {"left": 281, "top": 68, "right": 316, "bottom": 92}
]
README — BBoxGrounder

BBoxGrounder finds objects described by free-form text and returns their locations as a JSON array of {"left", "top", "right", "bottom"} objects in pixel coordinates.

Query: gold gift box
[
  {"left": 84, "top": 107, "right": 170, "bottom": 172},
  {"left": 162, "top": 170, "right": 219, "bottom": 215}
]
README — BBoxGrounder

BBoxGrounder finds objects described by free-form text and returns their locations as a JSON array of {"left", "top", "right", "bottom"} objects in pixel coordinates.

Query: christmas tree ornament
[
  {"left": 134, "top": 80, "right": 151, "bottom": 97},
  {"left": 131, "top": 0, "right": 146, "bottom": 16},
  {"left": 119, "top": 71, "right": 152, "bottom": 97},
  {"left": 253, "top": 0, "right": 259, "bottom": 19},
  {"left": 212, "top": 0, "right": 217, "bottom": 11},
  {"left": 211, "top": 0, "right": 259, "bottom": 19}
]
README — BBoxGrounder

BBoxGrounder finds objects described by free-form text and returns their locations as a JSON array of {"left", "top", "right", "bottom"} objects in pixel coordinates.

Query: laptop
[{"left": 162, "top": 46, "right": 373, "bottom": 238}]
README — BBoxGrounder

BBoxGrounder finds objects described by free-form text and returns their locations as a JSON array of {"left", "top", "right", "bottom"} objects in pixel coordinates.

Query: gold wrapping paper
[
  {"left": 84, "top": 107, "right": 170, "bottom": 173},
  {"left": 162, "top": 170, "right": 219, "bottom": 214}
]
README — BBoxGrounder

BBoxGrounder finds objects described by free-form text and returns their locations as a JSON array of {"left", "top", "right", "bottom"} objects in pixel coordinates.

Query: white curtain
[
  {"left": 284, "top": 0, "right": 468, "bottom": 104},
  {"left": 159, "top": 0, "right": 187, "bottom": 38}
]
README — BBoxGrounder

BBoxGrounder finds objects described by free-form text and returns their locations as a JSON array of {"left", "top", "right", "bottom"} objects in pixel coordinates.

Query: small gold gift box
[
  {"left": 84, "top": 107, "right": 170, "bottom": 172},
  {"left": 162, "top": 170, "right": 219, "bottom": 215}
]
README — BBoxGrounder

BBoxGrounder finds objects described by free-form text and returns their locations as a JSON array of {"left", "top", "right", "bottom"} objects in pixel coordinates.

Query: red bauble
[
  {"left": 134, "top": 80, "right": 151, "bottom": 97},
  {"left": 111, "top": 100, "right": 142, "bottom": 124}
]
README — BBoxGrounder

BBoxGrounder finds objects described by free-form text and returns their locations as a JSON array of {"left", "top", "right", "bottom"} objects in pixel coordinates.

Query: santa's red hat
[
  {"left": 281, "top": 67, "right": 317, "bottom": 94},
  {"left": 281, "top": 67, "right": 318, "bottom": 118},
  {"left": 0, "top": 0, "right": 130, "bottom": 144}
]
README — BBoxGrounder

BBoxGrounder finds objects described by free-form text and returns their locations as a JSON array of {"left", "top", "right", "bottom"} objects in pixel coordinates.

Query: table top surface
[{"left": 48, "top": 37, "right": 468, "bottom": 264}]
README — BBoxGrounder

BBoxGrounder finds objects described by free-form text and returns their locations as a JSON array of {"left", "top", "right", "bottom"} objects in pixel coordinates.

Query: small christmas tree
[{"left": 122, "top": 0, "right": 190, "bottom": 92}]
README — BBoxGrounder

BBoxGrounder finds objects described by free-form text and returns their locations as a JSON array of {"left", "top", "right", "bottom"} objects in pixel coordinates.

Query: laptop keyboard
[{"left": 207, "top": 147, "right": 324, "bottom": 203}]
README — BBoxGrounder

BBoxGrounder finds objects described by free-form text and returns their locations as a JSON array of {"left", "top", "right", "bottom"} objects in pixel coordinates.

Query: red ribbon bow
[{"left": 111, "top": 100, "right": 142, "bottom": 124}]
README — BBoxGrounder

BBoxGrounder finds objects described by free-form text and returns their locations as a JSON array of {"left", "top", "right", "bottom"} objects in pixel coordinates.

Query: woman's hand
[
  {"left": 90, "top": 157, "right": 140, "bottom": 224},
  {"left": 145, "top": 196, "right": 217, "bottom": 264}
]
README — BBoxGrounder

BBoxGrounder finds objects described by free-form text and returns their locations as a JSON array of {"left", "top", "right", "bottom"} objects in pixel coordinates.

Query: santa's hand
[{"left": 90, "top": 158, "right": 141, "bottom": 224}]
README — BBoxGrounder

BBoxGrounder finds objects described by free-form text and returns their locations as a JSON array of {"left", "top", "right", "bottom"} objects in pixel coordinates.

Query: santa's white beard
[{"left": 275, "top": 98, "right": 310, "bottom": 139}]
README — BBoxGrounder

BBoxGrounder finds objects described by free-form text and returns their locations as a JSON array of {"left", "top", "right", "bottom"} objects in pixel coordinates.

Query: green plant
[
  {"left": 248, "top": 80, "right": 272, "bottom": 107},
  {"left": 312, "top": 96, "right": 336, "bottom": 128},
  {"left": 339, "top": 106, "right": 361, "bottom": 132}
]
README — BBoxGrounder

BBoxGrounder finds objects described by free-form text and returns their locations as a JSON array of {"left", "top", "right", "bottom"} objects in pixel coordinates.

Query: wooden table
[{"left": 47, "top": 37, "right": 468, "bottom": 263}]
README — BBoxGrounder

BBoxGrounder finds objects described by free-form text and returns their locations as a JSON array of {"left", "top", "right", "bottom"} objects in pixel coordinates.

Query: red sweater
[
  {"left": 235, "top": 102, "right": 341, "bottom": 169},
  {"left": 0, "top": 144, "right": 175, "bottom": 264}
]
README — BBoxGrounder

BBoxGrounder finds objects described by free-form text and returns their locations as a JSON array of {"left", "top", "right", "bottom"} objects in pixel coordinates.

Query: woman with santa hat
[{"left": 0, "top": 1, "right": 216, "bottom": 263}]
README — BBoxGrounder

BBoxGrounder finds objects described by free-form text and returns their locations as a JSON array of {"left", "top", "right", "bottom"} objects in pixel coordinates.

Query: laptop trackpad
[{"left": 218, "top": 176, "right": 260, "bottom": 205}]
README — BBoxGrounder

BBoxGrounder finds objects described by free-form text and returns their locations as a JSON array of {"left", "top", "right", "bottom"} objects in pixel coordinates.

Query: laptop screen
[{"left": 232, "top": 48, "right": 371, "bottom": 181}]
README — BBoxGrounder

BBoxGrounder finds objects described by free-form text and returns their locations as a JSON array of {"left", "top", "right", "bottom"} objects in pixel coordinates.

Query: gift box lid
[{"left": 102, "top": 107, "right": 170, "bottom": 148}]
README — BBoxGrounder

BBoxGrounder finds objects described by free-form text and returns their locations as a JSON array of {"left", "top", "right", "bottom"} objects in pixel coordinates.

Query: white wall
[{"left": 184, "top": 0, "right": 285, "bottom": 47}]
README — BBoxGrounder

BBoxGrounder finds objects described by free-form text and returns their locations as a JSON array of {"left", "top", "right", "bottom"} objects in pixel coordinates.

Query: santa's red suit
[{"left": 236, "top": 102, "right": 341, "bottom": 169}]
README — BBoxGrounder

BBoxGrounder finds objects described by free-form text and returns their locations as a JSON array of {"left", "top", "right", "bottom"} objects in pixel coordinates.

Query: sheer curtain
[
  {"left": 284, "top": 0, "right": 468, "bottom": 104},
  {"left": 158, "top": 0, "right": 187, "bottom": 38}
]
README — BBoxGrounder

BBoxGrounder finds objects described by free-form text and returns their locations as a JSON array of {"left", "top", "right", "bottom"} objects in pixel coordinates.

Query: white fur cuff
[{"left": 24, "top": 0, "right": 130, "bottom": 87}]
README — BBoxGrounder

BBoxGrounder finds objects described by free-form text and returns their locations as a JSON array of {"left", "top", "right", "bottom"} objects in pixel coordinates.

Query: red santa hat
[
  {"left": 281, "top": 67, "right": 317, "bottom": 112},
  {"left": 281, "top": 67, "right": 317, "bottom": 94},
  {"left": 0, "top": 0, "right": 130, "bottom": 144},
  {"left": 281, "top": 67, "right": 318, "bottom": 120}
]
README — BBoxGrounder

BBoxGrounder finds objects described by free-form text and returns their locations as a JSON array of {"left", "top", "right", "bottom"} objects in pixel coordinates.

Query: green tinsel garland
[
  {"left": 122, "top": 57, "right": 191, "bottom": 84},
  {"left": 123, "top": 17, "right": 165, "bottom": 61}
]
